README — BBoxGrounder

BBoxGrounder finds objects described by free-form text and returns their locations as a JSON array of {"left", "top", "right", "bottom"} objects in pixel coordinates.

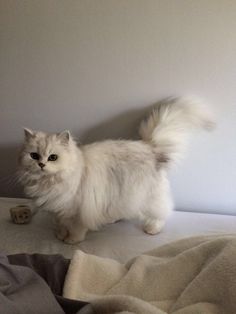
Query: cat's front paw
[
  {"left": 63, "top": 234, "right": 85, "bottom": 244},
  {"left": 55, "top": 226, "right": 68, "bottom": 241}
]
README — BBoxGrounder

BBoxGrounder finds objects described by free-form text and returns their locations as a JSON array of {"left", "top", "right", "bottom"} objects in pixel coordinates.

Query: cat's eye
[
  {"left": 30, "top": 152, "right": 40, "bottom": 160},
  {"left": 48, "top": 154, "right": 58, "bottom": 161}
]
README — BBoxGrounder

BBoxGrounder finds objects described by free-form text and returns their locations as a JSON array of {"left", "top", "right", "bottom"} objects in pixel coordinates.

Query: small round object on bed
[{"left": 10, "top": 205, "right": 32, "bottom": 224}]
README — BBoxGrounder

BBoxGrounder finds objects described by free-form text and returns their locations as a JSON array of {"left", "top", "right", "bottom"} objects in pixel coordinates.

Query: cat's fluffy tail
[{"left": 139, "top": 97, "right": 215, "bottom": 165}]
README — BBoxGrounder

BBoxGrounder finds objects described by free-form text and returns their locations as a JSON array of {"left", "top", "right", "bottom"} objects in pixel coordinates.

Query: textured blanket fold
[{"left": 63, "top": 235, "right": 236, "bottom": 314}]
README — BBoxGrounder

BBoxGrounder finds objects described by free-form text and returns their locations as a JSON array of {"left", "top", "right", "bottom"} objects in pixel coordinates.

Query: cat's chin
[{"left": 35, "top": 168, "right": 52, "bottom": 177}]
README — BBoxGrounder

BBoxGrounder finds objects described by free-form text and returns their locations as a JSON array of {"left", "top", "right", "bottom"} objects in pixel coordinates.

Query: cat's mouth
[{"left": 38, "top": 167, "right": 47, "bottom": 174}]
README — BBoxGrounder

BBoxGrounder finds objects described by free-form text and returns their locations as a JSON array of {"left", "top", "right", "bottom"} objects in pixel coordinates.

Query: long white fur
[{"left": 18, "top": 97, "right": 214, "bottom": 243}]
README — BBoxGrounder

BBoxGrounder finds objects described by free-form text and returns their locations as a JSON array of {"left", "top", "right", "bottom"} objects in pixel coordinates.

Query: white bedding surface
[{"left": 0, "top": 197, "right": 236, "bottom": 262}]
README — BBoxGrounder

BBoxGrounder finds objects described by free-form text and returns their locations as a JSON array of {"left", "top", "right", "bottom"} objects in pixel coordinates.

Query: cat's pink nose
[{"left": 38, "top": 162, "right": 45, "bottom": 169}]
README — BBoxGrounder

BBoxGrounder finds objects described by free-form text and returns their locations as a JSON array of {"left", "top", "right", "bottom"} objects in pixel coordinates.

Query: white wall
[{"left": 0, "top": 0, "right": 236, "bottom": 214}]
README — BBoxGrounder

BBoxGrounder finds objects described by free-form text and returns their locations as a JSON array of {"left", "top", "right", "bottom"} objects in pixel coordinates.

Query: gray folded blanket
[
  {"left": 63, "top": 235, "right": 236, "bottom": 314},
  {"left": 0, "top": 254, "right": 64, "bottom": 314},
  {"left": 1, "top": 253, "right": 87, "bottom": 314}
]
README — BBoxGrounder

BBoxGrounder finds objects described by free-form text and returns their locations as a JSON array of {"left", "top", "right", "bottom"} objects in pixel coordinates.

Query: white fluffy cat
[{"left": 18, "top": 97, "right": 214, "bottom": 243}]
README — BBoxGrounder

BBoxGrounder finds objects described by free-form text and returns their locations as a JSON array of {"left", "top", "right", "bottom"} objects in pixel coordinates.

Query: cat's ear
[
  {"left": 57, "top": 130, "right": 70, "bottom": 144},
  {"left": 24, "top": 128, "right": 35, "bottom": 140}
]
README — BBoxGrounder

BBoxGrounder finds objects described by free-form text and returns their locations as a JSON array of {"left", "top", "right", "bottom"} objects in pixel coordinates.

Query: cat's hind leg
[{"left": 141, "top": 190, "right": 173, "bottom": 235}]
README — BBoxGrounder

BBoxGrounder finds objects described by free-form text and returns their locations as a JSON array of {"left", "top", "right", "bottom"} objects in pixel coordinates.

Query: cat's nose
[{"left": 38, "top": 162, "right": 45, "bottom": 169}]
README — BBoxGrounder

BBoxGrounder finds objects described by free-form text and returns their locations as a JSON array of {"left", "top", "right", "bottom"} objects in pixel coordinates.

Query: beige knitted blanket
[{"left": 63, "top": 235, "right": 236, "bottom": 314}]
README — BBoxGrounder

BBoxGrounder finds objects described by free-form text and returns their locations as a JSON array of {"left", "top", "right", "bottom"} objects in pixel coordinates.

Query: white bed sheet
[{"left": 0, "top": 197, "right": 235, "bottom": 262}]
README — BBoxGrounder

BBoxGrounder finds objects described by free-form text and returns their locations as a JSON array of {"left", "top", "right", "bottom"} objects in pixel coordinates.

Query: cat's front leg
[
  {"left": 53, "top": 215, "right": 88, "bottom": 244},
  {"left": 63, "top": 223, "right": 88, "bottom": 244},
  {"left": 53, "top": 215, "right": 69, "bottom": 241}
]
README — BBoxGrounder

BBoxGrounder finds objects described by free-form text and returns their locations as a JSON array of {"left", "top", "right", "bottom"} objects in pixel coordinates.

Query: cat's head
[{"left": 19, "top": 128, "right": 78, "bottom": 176}]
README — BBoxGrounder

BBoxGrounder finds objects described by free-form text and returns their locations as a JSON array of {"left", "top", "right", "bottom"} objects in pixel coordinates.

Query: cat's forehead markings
[
  {"left": 43, "top": 135, "right": 54, "bottom": 152},
  {"left": 32, "top": 133, "right": 51, "bottom": 154},
  {"left": 40, "top": 134, "right": 62, "bottom": 155},
  {"left": 36, "top": 135, "right": 48, "bottom": 152},
  {"left": 27, "top": 133, "right": 60, "bottom": 155}
]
